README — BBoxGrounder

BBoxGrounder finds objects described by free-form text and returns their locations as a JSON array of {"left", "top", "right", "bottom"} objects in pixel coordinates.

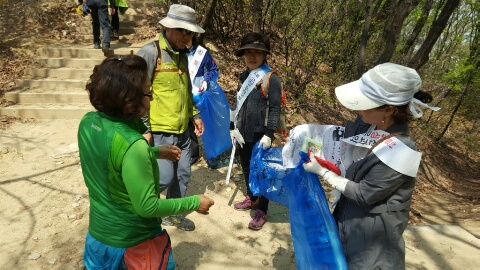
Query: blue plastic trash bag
[
  {"left": 249, "top": 144, "right": 291, "bottom": 207},
  {"left": 283, "top": 151, "right": 347, "bottom": 269},
  {"left": 195, "top": 81, "right": 231, "bottom": 160},
  {"left": 249, "top": 146, "right": 347, "bottom": 269}
]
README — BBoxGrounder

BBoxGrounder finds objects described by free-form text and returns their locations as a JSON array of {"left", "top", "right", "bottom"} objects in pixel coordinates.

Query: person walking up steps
[
  {"left": 79, "top": 0, "right": 114, "bottom": 54},
  {"left": 109, "top": 0, "right": 128, "bottom": 39}
]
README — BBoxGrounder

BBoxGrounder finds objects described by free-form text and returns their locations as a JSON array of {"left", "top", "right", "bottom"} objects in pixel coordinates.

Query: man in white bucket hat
[{"left": 137, "top": 4, "right": 206, "bottom": 231}]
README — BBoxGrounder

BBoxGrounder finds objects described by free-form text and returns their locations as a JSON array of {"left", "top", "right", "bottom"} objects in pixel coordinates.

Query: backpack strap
[
  {"left": 151, "top": 40, "right": 181, "bottom": 83},
  {"left": 260, "top": 69, "right": 286, "bottom": 107},
  {"left": 152, "top": 40, "right": 161, "bottom": 83},
  {"left": 261, "top": 70, "right": 274, "bottom": 127},
  {"left": 261, "top": 70, "right": 287, "bottom": 135},
  {"left": 260, "top": 70, "right": 277, "bottom": 98}
]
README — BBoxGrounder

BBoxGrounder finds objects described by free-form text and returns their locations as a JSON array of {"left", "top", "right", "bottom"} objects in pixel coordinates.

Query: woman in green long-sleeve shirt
[{"left": 78, "top": 54, "right": 214, "bottom": 269}]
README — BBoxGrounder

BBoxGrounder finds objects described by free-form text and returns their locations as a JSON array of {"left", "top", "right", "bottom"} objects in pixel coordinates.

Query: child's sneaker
[
  {"left": 234, "top": 197, "right": 258, "bottom": 211},
  {"left": 248, "top": 209, "right": 266, "bottom": 230}
]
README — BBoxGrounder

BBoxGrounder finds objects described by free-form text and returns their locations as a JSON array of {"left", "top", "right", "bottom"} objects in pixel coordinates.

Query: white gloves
[
  {"left": 303, "top": 152, "right": 349, "bottom": 193},
  {"left": 258, "top": 135, "right": 272, "bottom": 150},
  {"left": 199, "top": 81, "right": 208, "bottom": 92},
  {"left": 303, "top": 152, "right": 330, "bottom": 175},
  {"left": 230, "top": 128, "right": 245, "bottom": 148}
]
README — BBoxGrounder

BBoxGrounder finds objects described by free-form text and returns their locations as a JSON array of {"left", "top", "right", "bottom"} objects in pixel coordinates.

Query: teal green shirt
[{"left": 78, "top": 112, "right": 200, "bottom": 248}]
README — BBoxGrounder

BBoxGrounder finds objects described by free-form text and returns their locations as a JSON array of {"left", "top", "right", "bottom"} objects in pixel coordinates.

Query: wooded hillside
[{"left": 0, "top": 0, "right": 478, "bottom": 223}]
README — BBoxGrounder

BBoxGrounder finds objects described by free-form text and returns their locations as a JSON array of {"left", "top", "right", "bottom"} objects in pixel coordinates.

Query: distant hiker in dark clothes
[{"left": 79, "top": 0, "right": 114, "bottom": 54}]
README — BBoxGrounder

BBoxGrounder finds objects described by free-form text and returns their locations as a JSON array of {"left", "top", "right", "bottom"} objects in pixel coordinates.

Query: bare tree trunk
[
  {"left": 372, "top": 0, "right": 385, "bottom": 17},
  {"left": 436, "top": 5, "right": 479, "bottom": 140},
  {"left": 251, "top": 0, "right": 263, "bottom": 32},
  {"left": 198, "top": 0, "right": 219, "bottom": 44},
  {"left": 358, "top": 0, "right": 374, "bottom": 76},
  {"left": 425, "top": 87, "right": 451, "bottom": 124},
  {"left": 376, "top": 0, "right": 420, "bottom": 65},
  {"left": 408, "top": 0, "right": 460, "bottom": 69},
  {"left": 436, "top": 83, "right": 470, "bottom": 141},
  {"left": 436, "top": 63, "right": 479, "bottom": 141},
  {"left": 400, "top": 0, "right": 434, "bottom": 57}
]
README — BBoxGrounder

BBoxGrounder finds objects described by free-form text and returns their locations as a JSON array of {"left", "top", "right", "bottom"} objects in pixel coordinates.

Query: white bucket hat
[
  {"left": 159, "top": 4, "right": 205, "bottom": 33},
  {"left": 335, "top": 63, "right": 422, "bottom": 110}
]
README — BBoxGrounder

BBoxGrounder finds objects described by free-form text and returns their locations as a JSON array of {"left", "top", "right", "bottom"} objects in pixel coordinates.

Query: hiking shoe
[
  {"left": 207, "top": 158, "right": 218, "bottom": 169},
  {"left": 162, "top": 215, "right": 195, "bottom": 231},
  {"left": 102, "top": 43, "right": 110, "bottom": 56},
  {"left": 93, "top": 42, "right": 101, "bottom": 49},
  {"left": 112, "top": 30, "right": 119, "bottom": 39},
  {"left": 234, "top": 197, "right": 258, "bottom": 211},
  {"left": 248, "top": 209, "right": 267, "bottom": 230}
]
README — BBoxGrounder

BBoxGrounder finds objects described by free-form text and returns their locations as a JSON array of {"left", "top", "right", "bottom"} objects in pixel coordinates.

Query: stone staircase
[{"left": 0, "top": 0, "right": 158, "bottom": 119}]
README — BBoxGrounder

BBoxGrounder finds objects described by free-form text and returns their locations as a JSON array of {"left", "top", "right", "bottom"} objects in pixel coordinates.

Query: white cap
[{"left": 335, "top": 63, "right": 422, "bottom": 110}]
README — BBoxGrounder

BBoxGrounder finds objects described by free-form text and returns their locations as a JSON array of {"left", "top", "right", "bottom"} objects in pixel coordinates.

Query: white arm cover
[{"left": 322, "top": 170, "right": 349, "bottom": 193}]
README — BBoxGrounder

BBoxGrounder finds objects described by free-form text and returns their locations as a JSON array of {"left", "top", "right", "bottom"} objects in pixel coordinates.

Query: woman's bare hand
[
  {"left": 196, "top": 194, "right": 215, "bottom": 214},
  {"left": 158, "top": 145, "right": 181, "bottom": 161}
]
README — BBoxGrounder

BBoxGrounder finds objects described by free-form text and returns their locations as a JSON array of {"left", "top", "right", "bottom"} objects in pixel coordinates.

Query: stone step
[
  {"left": 75, "top": 26, "right": 137, "bottom": 35},
  {"left": 110, "top": 44, "right": 148, "bottom": 54},
  {"left": 127, "top": 1, "right": 159, "bottom": 9},
  {"left": 15, "top": 78, "right": 87, "bottom": 90},
  {"left": 5, "top": 90, "right": 89, "bottom": 104},
  {"left": 78, "top": 15, "right": 149, "bottom": 27},
  {"left": 38, "top": 47, "right": 106, "bottom": 59},
  {"left": 0, "top": 104, "right": 94, "bottom": 119},
  {"left": 0, "top": 0, "right": 158, "bottom": 120},
  {"left": 76, "top": 33, "right": 135, "bottom": 42},
  {"left": 24, "top": 68, "right": 93, "bottom": 80},
  {"left": 34, "top": 58, "right": 104, "bottom": 68}
]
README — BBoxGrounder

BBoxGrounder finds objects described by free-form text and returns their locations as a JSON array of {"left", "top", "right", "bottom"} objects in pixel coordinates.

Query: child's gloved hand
[
  {"left": 258, "top": 135, "right": 272, "bottom": 150},
  {"left": 230, "top": 128, "right": 245, "bottom": 148}
]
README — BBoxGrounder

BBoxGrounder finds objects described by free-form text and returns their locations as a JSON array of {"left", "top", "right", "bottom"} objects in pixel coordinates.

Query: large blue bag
[
  {"left": 249, "top": 146, "right": 347, "bottom": 269},
  {"left": 194, "top": 81, "right": 231, "bottom": 160},
  {"left": 283, "top": 152, "right": 347, "bottom": 269},
  {"left": 249, "top": 145, "right": 291, "bottom": 207}
]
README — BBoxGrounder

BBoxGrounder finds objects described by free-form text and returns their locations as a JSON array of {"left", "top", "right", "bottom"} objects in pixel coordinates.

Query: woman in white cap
[
  {"left": 303, "top": 63, "right": 439, "bottom": 269},
  {"left": 230, "top": 32, "right": 284, "bottom": 230}
]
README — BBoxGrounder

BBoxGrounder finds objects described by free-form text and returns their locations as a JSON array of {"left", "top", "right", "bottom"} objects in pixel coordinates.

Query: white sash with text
[
  {"left": 230, "top": 64, "right": 272, "bottom": 124},
  {"left": 188, "top": 45, "right": 207, "bottom": 96}
]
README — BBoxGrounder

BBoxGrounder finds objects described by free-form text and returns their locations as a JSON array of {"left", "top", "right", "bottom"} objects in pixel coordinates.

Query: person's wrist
[
  {"left": 316, "top": 166, "right": 329, "bottom": 177},
  {"left": 264, "top": 129, "right": 274, "bottom": 139}
]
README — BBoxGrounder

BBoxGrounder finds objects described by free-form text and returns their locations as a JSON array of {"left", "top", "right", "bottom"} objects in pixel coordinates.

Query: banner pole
[{"left": 225, "top": 142, "right": 236, "bottom": 185}]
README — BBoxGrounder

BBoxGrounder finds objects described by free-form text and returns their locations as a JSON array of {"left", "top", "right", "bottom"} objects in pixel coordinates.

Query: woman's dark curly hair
[
  {"left": 379, "top": 90, "right": 434, "bottom": 124},
  {"left": 86, "top": 54, "right": 148, "bottom": 120}
]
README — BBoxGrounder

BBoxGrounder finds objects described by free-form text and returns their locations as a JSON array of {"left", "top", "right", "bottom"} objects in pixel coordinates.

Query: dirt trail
[{"left": 0, "top": 119, "right": 478, "bottom": 269}]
